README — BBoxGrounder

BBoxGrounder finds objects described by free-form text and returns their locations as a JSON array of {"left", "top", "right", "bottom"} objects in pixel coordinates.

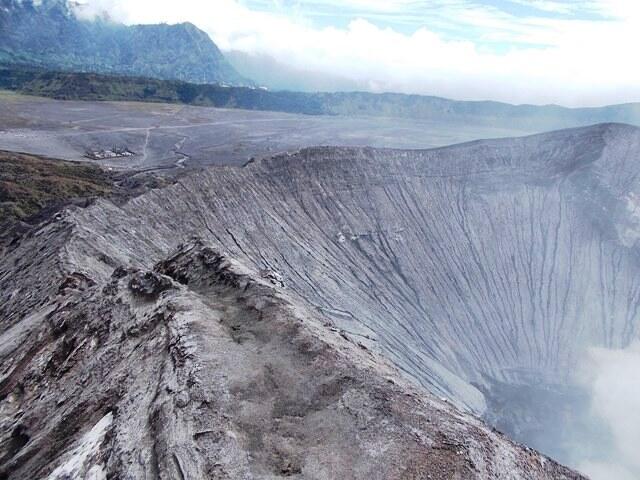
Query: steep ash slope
[
  {"left": 63, "top": 123, "right": 640, "bottom": 390},
  {"left": 2, "top": 123, "right": 638, "bottom": 477},
  {"left": 45, "top": 123, "right": 640, "bottom": 463}
]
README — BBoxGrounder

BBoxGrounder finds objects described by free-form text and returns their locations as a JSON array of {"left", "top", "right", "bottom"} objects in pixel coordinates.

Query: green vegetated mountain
[
  {"left": 2, "top": 65, "right": 640, "bottom": 132},
  {"left": 0, "top": 0, "right": 251, "bottom": 86}
]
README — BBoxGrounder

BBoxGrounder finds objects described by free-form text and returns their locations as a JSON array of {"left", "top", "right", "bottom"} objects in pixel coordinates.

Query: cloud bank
[{"left": 73, "top": 0, "right": 640, "bottom": 106}]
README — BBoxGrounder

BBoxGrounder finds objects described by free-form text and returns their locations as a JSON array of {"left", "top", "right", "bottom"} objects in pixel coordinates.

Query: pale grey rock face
[{"left": 5, "top": 122, "right": 639, "bottom": 478}]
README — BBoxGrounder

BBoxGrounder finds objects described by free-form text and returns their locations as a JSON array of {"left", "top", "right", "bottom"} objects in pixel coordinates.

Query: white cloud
[
  {"left": 576, "top": 342, "right": 640, "bottom": 480},
  {"left": 511, "top": 1, "right": 575, "bottom": 14},
  {"left": 74, "top": 0, "right": 640, "bottom": 106}
]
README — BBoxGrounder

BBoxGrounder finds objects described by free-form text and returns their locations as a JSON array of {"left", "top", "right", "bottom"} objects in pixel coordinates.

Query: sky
[{"left": 76, "top": 0, "right": 640, "bottom": 106}]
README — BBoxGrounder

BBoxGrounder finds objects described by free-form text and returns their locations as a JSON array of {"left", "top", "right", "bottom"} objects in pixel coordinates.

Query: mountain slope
[
  {"left": 0, "top": 127, "right": 623, "bottom": 478},
  {"left": 2, "top": 124, "right": 639, "bottom": 477},
  {"left": 7, "top": 124, "right": 640, "bottom": 468},
  {"left": 0, "top": 0, "right": 250, "bottom": 85}
]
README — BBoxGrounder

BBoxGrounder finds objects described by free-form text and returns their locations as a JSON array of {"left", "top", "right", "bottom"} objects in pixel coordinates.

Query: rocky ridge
[{"left": 0, "top": 235, "right": 583, "bottom": 478}]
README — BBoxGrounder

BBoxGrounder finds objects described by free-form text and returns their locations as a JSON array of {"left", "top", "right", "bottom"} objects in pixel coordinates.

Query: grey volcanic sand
[{"left": 0, "top": 92, "right": 534, "bottom": 171}]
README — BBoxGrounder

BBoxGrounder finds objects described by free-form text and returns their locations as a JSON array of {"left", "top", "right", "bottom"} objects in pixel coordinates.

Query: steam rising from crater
[{"left": 576, "top": 342, "right": 640, "bottom": 480}]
